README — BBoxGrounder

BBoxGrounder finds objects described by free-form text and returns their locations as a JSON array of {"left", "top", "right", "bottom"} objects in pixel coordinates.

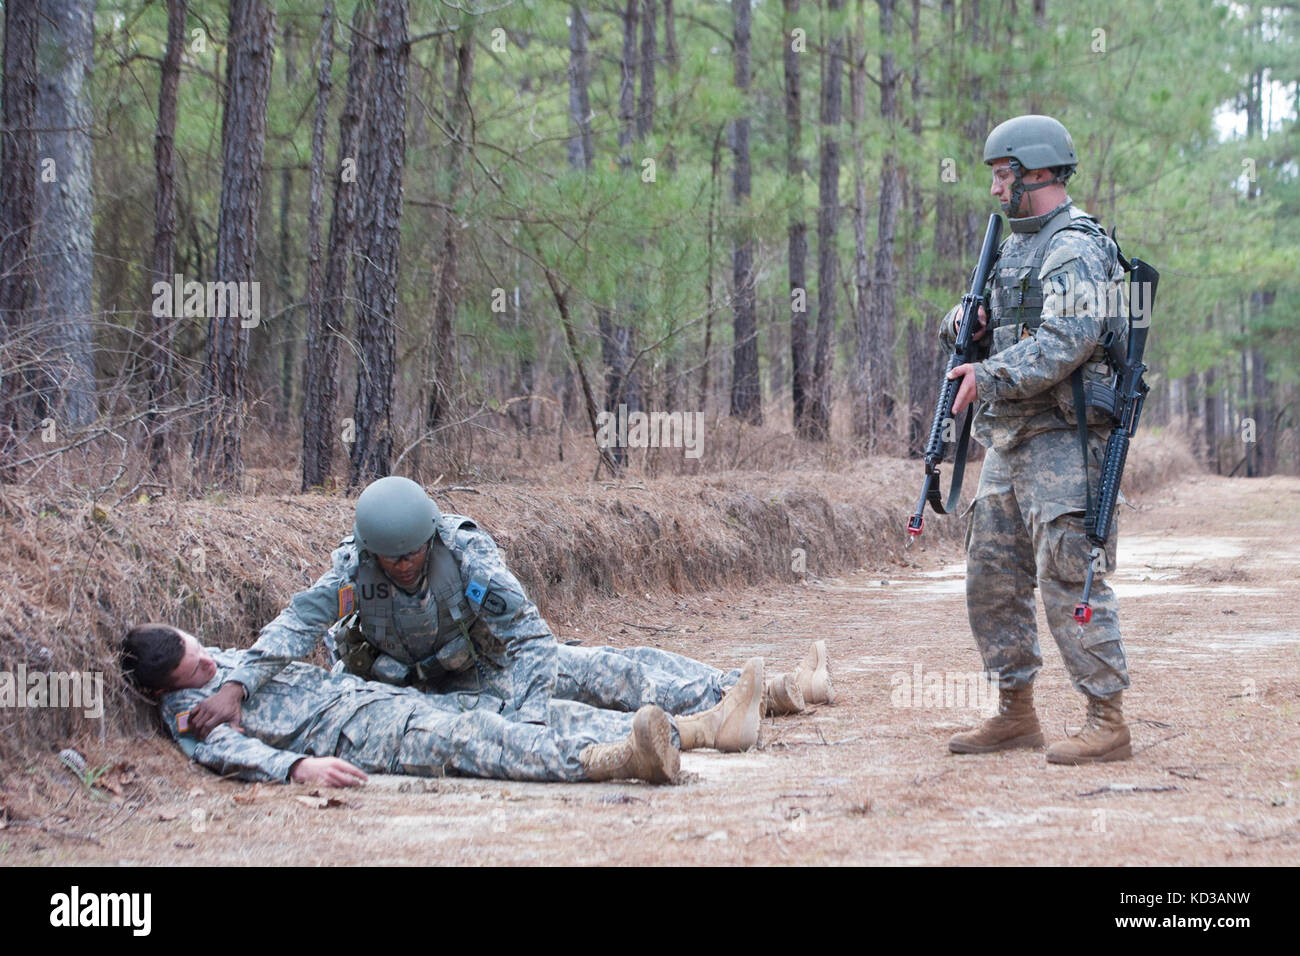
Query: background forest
[{"left": 1, "top": 0, "right": 1297, "bottom": 498}]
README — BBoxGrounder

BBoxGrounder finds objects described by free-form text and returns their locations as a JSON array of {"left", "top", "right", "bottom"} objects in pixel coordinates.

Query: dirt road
[{"left": 8, "top": 474, "right": 1299, "bottom": 866}]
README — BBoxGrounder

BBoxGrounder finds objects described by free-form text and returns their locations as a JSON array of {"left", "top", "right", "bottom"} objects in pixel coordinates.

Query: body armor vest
[
  {"left": 989, "top": 202, "right": 1107, "bottom": 335},
  {"left": 336, "top": 518, "right": 480, "bottom": 685}
]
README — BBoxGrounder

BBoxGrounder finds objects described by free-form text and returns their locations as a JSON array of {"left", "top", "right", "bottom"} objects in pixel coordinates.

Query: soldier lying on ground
[
  {"left": 122, "top": 623, "right": 679, "bottom": 786},
  {"left": 187, "top": 477, "right": 834, "bottom": 752}
]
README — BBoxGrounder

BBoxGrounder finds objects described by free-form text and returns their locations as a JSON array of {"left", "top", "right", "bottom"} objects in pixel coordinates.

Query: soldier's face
[
  {"left": 375, "top": 543, "right": 429, "bottom": 589},
  {"left": 989, "top": 159, "right": 1049, "bottom": 216},
  {"left": 166, "top": 631, "right": 218, "bottom": 691}
]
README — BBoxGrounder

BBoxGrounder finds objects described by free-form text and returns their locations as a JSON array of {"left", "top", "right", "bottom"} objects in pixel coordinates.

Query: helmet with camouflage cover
[
  {"left": 983, "top": 114, "right": 1078, "bottom": 217},
  {"left": 353, "top": 476, "right": 441, "bottom": 557}
]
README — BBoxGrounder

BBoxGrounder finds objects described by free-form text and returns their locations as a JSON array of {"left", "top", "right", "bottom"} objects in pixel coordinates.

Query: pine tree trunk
[
  {"left": 34, "top": 0, "right": 96, "bottom": 428},
  {"left": 192, "top": 0, "right": 274, "bottom": 490},
  {"left": 277, "top": 23, "right": 297, "bottom": 424},
  {"left": 809, "top": 0, "right": 844, "bottom": 442},
  {"left": 428, "top": 23, "right": 475, "bottom": 434},
  {"left": 567, "top": 4, "right": 594, "bottom": 171},
  {"left": 849, "top": 1, "right": 870, "bottom": 440},
  {"left": 730, "top": 0, "right": 761, "bottom": 423},
  {"left": 348, "top": 0, "right": 408, "bottom": 487},
  {"left": 867, "top": 0, "right": 900, "bottom": 448},
  {"left": 785, "top": 0, "right": 810, "bottom": 434},
  {"left": 299, "top": 2, "right": 337, "bottom": 490},
  {"left": 0, "top": 0, "right": 39, "bottom": 482},
  {"left": 146, "top": 0, "right": 186, "bottom": 480}
]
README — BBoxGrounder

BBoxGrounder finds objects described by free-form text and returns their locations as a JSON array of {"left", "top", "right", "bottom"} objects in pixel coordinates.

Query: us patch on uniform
[
  {"left": 482, "top": 591, "right": 507, "bottom": 616},
  {"left": 338, "top": 583, "right": 355, "bottom": 618}
]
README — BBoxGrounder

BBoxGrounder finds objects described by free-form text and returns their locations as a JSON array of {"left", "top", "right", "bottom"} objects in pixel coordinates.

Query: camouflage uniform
[
  {"left": 555, "top": 644, "right": 740, "bottom": 716},
  {"left": 162, "top": 647, "right": 642, "bottom": 783},
  {"left": 941, "top": 199, "right": 1130, "bottom": 698},
  {"left": 222, "top": 515, "right": 738, "bottom": 725}
]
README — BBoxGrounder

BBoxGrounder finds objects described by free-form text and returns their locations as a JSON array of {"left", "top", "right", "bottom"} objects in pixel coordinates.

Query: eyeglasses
[{"left": 381, "top": 544, "right": 428, "bottom": 564}]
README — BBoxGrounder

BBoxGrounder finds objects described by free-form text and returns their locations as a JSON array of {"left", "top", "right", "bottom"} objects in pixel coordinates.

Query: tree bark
[
  {"left": 146, "top": 0, "right": 186, "bottom": 479},
  {"left": 192, "top": 0, "right": 274, "bottom": 489},
  {"left": 427, "top": 21, "right": 475, "bottom": 434},
  {"left": 348, "top": 0, "right": 408, "bottom": 487},
  {"left": 0, "top": 0, "right": 40, "bottom": 482},
  {"left": 730, "top": 0, "right": 761, "bottom": 423},
  {"left": 809, "top": 0, "right": 845, "bottom": 441},
  {"left": 299, "top": 2, "right": 338, "bottom": 490},
  {"left": 277, "top": 22, "right": 298, "bottom": 423},
  {"left": 849, "top": 1, "right": 870, "bottom": 440},
  {"left": 34, "top": 0, "right": 97, "bottom": 429},
  {"left": 785, "top": 0, "right": 810, "bottom": 434},
  {"left": 567, "top": 4, "right": 594, "bottom": 171},
  {"left": 905, "top": 0, "right": 939, "bottom": 455},
  {"left": 867, "top": 0, "right": 900, "bottom": 446},
  {"left": 637, "top": 0, "right": 656, "bottom": 141}
]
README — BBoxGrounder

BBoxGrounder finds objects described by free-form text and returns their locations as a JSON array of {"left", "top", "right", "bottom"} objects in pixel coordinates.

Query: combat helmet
[
  {"left": 983, "top": 114, "right": 1078, "bottom": 217},
  {"left": 353, "top": 476, "right": 441, "bottom": 557}
]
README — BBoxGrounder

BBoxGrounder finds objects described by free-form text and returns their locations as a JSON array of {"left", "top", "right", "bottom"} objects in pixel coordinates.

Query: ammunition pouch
[{"left": 334, "top": 616, "right": 380, "bottom": 678}]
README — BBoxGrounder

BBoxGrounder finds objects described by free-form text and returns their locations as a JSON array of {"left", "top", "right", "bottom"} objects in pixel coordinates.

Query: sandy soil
[{"left": 4, "top": 473, "right": 1298, "bottom": 866}]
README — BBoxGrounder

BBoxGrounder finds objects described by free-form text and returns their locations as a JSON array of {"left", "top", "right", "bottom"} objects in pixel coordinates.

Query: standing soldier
[
  {"left": 942, "top": 115, "right": 1133, "bottom": 764},
  {"left": 188, "top": 476, "right": 833, "bottom": 752}
]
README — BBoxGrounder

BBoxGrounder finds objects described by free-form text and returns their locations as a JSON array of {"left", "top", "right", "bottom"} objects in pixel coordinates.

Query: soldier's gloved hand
[
  {"left": 190, "top": 682, "right": 246, "bottom": 741},
  {"left": 289, "top": 756, "right": 368, "bottom": 787}
]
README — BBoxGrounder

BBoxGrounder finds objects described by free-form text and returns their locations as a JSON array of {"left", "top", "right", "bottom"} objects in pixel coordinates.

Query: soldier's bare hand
[
  {"left": 954, "top": 304, "right": 989, "bottom": 341},
  {"left": 290, "top": 757, "right": 368, "bottom": 787},
  {"left": 190, "top": 682, "right": 245, "bottom": 740},
  {"left": 947, "top": 363, "right": 980, "bottom": 415}
]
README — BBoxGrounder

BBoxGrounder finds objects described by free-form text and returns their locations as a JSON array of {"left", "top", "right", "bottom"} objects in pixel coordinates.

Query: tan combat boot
[
  {"left": 763, "top": 672, "right": 806, "bottom": 716},
  {"left": 675, "top": 657, "right": 764, "bottom": 751},
  {"left": 1046, "top": 692, "right": 1132, "bottom": 764},
  {"left": 948, "top": 684, "right": 1045, "bottom": 754},
  {"left": 580, "top": 705, "right": 681, "bottom": 784},
  {"left": 765, "top": 639, "right": 834, "bottom": 714}
]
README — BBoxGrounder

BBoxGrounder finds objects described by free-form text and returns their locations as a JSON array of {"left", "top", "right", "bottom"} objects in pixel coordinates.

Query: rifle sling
[
  {"left": 927, "top": 403, "right": 975, "bottom": 516},
  {"left": 1071, "top": 367, "right": 1095, "bottom": 536}
]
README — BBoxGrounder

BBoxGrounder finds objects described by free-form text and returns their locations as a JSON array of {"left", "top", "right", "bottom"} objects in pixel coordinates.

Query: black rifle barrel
[{"left": 907, "top": 213, "right": 1002, "bottom": 537}]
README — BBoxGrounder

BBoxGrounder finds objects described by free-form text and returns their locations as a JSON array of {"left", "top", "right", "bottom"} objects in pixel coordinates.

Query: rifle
[
  {"left": 907, "top": 213, "right": 1002, "bottom": 540},
  {"left": 1073, "top": 257, "right": 1159, "bottom": 623}
]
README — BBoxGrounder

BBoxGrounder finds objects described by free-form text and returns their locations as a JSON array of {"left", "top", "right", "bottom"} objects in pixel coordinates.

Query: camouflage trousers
[
  {"left": 411, "top": 642, "right": 738, "bottom": 719},
  {"left": 333, "top": 695, "right": 640, "bottom": 783},
  {"left": 965, "top": 427, "right": 1129, "bottom": 698},
  {"left": 552, "top": 643, "right": 741, "bottom": 716}
]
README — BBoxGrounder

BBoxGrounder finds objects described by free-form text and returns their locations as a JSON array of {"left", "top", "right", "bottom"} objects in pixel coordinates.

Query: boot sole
[
  {"left": 803, "top": 640, "right": 834, "bottom": 705},
  {"left": 763, "top": 673, "right": 806, "bottom": 717},
  {"left": 948, "top": 731, "right": 1046, "bottom": 754},
  {"left": 633, "top": 706, "right": 681, "bottom": 784},
  {"left": 1046, "top": 741, "right": 1133, "bottom": 765}
]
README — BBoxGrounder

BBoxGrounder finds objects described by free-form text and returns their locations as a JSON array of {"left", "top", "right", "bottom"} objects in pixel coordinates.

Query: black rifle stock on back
[
  {"left": 1073, "top": 258, "right": 1159, "bottom": 624},
  {"left": 907, "top": 213, "right": 1003, "bottom": 540}
]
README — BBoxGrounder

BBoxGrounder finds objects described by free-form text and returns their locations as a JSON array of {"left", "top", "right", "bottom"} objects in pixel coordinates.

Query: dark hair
[{"left": 122, "top": 623, "right": 186, "bottom": 691}]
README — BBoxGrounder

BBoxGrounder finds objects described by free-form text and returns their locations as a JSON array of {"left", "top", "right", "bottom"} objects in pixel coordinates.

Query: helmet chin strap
[{"left": 1002, "top": 159, "right": 1061, "bottom": 217}]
